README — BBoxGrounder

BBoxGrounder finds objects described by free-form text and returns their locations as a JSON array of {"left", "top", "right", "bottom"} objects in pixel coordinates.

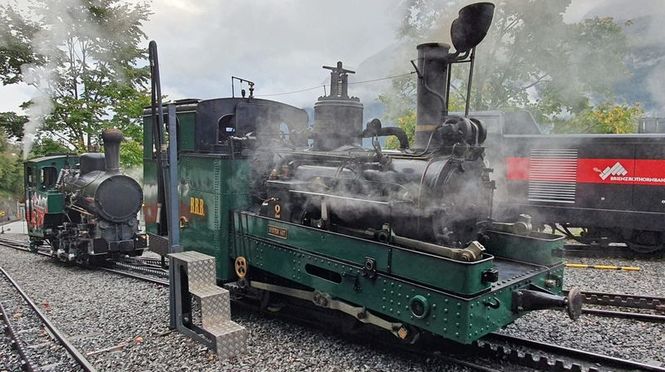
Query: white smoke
[
  {"left": 19, "top": 0, "right": 76, "bottom": 158},
  {"left": 20, "top": 65, "right": 55, "bottom": 159},
  {"left": 19, "top": 0, "right": 111, "bottom": 158}
]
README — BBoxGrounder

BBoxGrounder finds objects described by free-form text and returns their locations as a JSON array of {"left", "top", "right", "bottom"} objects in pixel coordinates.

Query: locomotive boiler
[
  {"left": 25, "top": 128, "right": 146, "bottom": 264},
  {"left": 144, "top": 2, "right": 583, "bottom": 346},
  {"left": 258, "top": 52, "right": 493, "bottom": 261}
]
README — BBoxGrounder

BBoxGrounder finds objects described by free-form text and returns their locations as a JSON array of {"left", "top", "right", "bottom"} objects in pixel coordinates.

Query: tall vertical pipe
[
  {"left": 101, "top": 128, "right": 123, "bottom": 173},
  {"left": 415, "top": 43, "right": 450, "bottom": 150}
]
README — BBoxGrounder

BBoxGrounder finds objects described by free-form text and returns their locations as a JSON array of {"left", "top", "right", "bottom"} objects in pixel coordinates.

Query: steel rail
[
  {"left": 485, "top": 333, "right": 665, "bottom": 372},
  {"left": 0, "top": 237, "right": 169, "bottom": 285},
  {"left": 565, "top": 289, "right": 665, "bottom": 310},
  {"left": 563, "top": 244, "right": 665, "bottom": 258},
  {"left": 98, "top": 267, "right": 168, "bottom": 286},
  {"left": 230, "top": 296, "right": 501, "bottom": 372},
  {"left": 560, "top": 289, "right": 665, "bottom": 323},
  {"left": 0, "top": 266, "right": 97, "bottom": 372},
  {"left": 0, "top": 300, "right": 39, "bottom": 371},
  {"left": 582, "top": 308, "right": 665, "bottom": 322}
]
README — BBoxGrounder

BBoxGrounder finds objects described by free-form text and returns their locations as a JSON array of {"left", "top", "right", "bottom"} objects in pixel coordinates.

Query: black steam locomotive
[{"left": 24, "top": 129, "right": 146, "bottom": 264}]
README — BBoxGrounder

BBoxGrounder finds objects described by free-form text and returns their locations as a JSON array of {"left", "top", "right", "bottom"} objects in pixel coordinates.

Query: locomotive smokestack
[
  {"left": 101, "top": 128, "right": 123, "bottom": 173},
  {"left": 415, "top": 43, "right": 450, "bottom": 149}
]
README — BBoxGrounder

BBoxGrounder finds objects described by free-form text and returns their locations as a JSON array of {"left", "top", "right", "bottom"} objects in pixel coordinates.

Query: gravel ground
[
  {"left": 564, "top": 256, "right": 665, "bottom": 296},
  {"left": 2, "top": 232, "right": 664, "bottom": 370},
  {"left": 0, "top": 270, "right": 83, "bottom": 371},
  {"left": 0, "top": 308, "right": 22, "bottom": 371},
  {"left": 0, "top": 235, "right": 471, "bottom": 372},
  {"left": 501, "top": 254, "right": 665, "bottom": 367}
]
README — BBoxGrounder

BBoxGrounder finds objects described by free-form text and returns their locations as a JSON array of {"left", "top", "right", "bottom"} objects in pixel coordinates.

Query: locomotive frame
[
  {"left": 142, "top": 97, "right": 577, "bottom": 344},
  {"left": 143, "top": 3, "right": 581, "bottom": 344},
  {"left": 143, "top": 2, "right": 584, "bottom": 345}
]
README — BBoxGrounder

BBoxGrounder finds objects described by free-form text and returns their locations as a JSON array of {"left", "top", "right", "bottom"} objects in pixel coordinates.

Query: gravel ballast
[
  {"left": 0, "top": 236, "right": 469, "bottom": 371},
  {"left": 501, "top": 255, "right": 665, "bottom": 367},
  {"left": 0, "top": 268, "right": 83, "bottom": 371},
  {"left": 2, "top": 233, "right": 664, "bottom": 370}
]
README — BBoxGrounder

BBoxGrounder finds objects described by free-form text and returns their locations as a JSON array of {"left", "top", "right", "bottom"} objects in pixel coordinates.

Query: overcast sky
[{"left": 0, "top": 0, "right": 657, "bottom": 113}]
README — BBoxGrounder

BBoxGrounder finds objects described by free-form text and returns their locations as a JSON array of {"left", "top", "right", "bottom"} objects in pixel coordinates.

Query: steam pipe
[
  {"left": 464, "top": 47, "right": 476, "bottom": 117},
  {"left": 415, "top": 43, "right": 450, "bottom": 149},
  {"left": 101, "top": 128, "right": 123, "bottom": 173},
  {"left": 361, "top": 126, "right": 409, "bottom": 150}
]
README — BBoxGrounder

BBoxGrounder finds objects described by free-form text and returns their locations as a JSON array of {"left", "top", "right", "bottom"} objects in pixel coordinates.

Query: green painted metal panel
[
  {"left": 234, "top": 213, "right": 391, "bottom": 272},
  {"left": 390, "top": 248, "right": 493, "bottom": 296},
  {"left": 178, "top": 155, "right": 250, "bottom": 281},
  {"left": 234, "top": 231, "right": 565, "bottom": 344},
  {"left": 483, "top": 230, "right": 564, "bottom": 266},
  {"left": 176, "top": 112, "right": 196, "bottom": 151},
  {"left": 142, "top": 159, "right": 158, "bottom": 235},
  {"left": 142, "top": 109, "right": 197, "bottom": 158},
  {"left": 46, "top": 192, "right": 64, "bottom": 214},
  {"left": 142, "top": 116, "right": 153, "bottom": 159},
  {"left": 234, "top": 212, "right": 497, "bottom": 296}
]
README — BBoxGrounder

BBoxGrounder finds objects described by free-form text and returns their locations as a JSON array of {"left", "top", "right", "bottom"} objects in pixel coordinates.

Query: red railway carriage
[{"left": 494, "top": 133, "right": 665, "bottom": 253}]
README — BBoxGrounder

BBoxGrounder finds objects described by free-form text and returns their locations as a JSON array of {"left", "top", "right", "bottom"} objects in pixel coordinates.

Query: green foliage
[
  {"left": 0, "top": 130, "right": 23, "bottom": 196},
  {"left": 0, "top": 112, "right": 28, "bottom": 139},
  {"left": 29, "top": 137, "right": 72, "bottom": 156},
  {"left": 385, "top": 110, "right": 416, "bottom": 149},
  {"left": 0, "top": 0, "right": 151, "bottom": 165},
  {"left": 0, "top": 6, "right": 42, "bottom": 85},
  {"left": 385, "top": 0, "right": 631, "bottom": 127},
  {"left": 553, "top": 103, "right": 643, "bottom": 134}
]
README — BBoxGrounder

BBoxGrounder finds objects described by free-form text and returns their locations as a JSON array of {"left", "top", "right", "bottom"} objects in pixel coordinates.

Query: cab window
[
  {"left": 26, "top": 166, "right": 33, "bottom": 187},
  {"left": 218, "top": 114, "right": 235, "bottom": 143},
  {"left": 41, "top": 166, "right": 58, "bottom": 190}
]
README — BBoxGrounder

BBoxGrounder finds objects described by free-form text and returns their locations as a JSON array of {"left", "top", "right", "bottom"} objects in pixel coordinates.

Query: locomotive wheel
[{"left": 626, "top": 230, "right": 664, "bottom": 254}]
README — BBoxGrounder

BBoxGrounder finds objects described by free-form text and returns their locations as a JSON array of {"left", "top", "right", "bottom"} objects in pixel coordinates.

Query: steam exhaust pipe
[
  {"left": 101, "top": 128, "right": 123, "bottom": 174},
  {"left": 513, "top": 286, "right": 583, "bottom": 320},
  {"left": 414, "top": 43, "right": 450, "bottom": 150}
]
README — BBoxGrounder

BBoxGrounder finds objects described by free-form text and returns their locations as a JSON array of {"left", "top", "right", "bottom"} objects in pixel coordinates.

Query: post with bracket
[
  {"left": 149, "top": 40, "right": 247, "bottom": 359},
  {"left": 166, "top": 103, "right": 182, "bottom": 329}
]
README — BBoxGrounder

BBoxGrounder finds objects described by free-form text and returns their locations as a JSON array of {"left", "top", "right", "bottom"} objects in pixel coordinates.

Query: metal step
[{"left": 169, "top": 251, "right": 247, "bottom": 359}]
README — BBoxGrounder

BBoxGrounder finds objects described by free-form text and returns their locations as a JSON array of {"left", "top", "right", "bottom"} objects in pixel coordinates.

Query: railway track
[
  {"left": 0, "top": 236, "right": 169, "bottom": 286},
  {"left": 0, "top": 266, "right": 96, "bottom": 371},
  {"left": 563, "top": 289, "right": 665, "bottom": 323},
  {"left": 482, "top": 333, "right": 665, "bottom": 372},
  {"left": 234, "top": 292, "right": 665, "bottom": 371},
  {"left": 564, "top": 244, "right": 665, "bottom": 259},
  {"left": 2, "top": 237, "right": 664, "bottom": 370}
]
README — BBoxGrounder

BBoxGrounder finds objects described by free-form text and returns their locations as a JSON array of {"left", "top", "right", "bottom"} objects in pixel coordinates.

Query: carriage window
[
  {"left": 218, "top": 114, "right": 235, "bottom": 143},
  {"left": 41, "top": 166, "right": 57, "bottom": 189}
]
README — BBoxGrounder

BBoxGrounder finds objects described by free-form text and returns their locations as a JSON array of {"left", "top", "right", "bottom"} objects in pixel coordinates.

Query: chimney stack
[
  {"left": 415, "top": 43, "right": 450, "bottom": 149},
  {"left": 101, "top": 128, "right": 123, "bottom": 173}
]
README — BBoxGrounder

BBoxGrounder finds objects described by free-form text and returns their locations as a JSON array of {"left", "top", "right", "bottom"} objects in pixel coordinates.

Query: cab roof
[{"left": 24, "top": 154, "right": 79, "bottom": 166}]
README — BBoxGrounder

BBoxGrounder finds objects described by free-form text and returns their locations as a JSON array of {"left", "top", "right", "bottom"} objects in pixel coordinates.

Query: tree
[
  {"left": 0, "top": 112, "right": 28, "bottom": 139},
  {"left": 553, "top": 103, "right": 643, "bottom": 134},
  {"left": 0, "top": 0, "right": 151, "bottom": 167},
  {"left": 382, "top": 0, "right": 633, "bottom": 135},
  {"left": 0, "top": 129, "right": 23, "bottom": 197}
]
